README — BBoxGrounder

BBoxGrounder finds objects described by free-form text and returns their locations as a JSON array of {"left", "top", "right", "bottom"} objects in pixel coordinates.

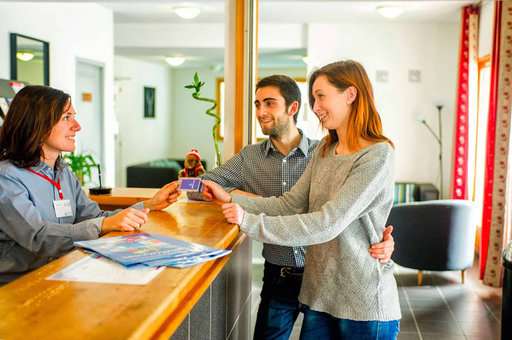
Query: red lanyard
[{"left": 27, "top": 169, "right": 64, "bottom": 200}]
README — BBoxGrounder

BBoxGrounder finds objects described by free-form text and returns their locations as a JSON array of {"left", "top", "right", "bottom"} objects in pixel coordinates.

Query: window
[{"left": 468, "top": 55, "right": 491, "bottom": 244}]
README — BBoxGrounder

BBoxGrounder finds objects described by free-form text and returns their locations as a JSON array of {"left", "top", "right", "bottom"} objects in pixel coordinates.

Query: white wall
[
  {"left": 114, "top": 56, "right": 173, "bottom": 186},
  {"left": 479, "top": 0, "right": 494, "bottom": 57},
  {"left": 115, "top": 23, "right": 305, "bottom": 50},
  {"left": 115, "top": 24, "right": 224, "bottom": 48},
  {"left": 306, "top": 22, "right": 459, "bottom": 197},
  {"left": 170, "top": 67, "right": 222, "bottom": 170},
  {"left": 0, "top": 2, "right": 116, "bottom": 185}
]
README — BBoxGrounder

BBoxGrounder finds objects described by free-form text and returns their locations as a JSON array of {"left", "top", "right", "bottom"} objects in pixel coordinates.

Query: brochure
[{"left": 74, "top": 233, "right": 231, "bottom": 267}]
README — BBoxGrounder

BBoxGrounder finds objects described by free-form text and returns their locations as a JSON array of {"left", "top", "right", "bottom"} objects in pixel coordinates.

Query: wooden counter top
[
  {"left": 0, "top": 201, "right": 244, "bottom": 340},
  {"left": 87, "top": 187, "right": 158, "bottom": 210}
]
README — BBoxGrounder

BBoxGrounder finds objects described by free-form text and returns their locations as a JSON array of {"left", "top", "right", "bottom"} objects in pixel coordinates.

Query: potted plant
[
  {"left": 185, "top": 72, "right": 222, "bottom": 167},
  {"left": 63, "top": 152, "right": 98, "bottom": 186}
]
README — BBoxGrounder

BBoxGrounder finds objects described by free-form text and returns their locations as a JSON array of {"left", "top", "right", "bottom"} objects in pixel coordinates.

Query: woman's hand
[
  {"left": 221, "top": 203, "right": 245, "bottom": 225},
  {"left": 101, "top": 207, "right": 149, "bottom": 233},
  {"left": 202, "top": 180, "right": 232, "bottom": 203},
  {"left": 369, "top": 225, "right": 394, "bottom": 263},
  {"left": 144, "top": 181, "right": 180, "bottom": 211}
]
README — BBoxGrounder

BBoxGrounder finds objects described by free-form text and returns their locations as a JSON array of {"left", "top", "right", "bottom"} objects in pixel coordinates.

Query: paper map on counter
[{"left": 47, "top": 255, "right": 164, "bottom": 285}]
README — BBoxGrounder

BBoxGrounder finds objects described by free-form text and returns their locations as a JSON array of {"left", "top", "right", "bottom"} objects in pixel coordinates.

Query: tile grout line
[
  {"left": 479, "top": 292, "right": 501, "bottom": 323},
  {"left": 400, "top": 276, "right": 423, "bottom": 340},
  {"left": 435, "top": 286, "right": 468, "bottom": 339}
]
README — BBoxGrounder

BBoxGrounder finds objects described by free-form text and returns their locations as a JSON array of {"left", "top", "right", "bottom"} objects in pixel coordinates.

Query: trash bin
[{"left": 503, "top": 241, "right": 512, "bottom": 340}]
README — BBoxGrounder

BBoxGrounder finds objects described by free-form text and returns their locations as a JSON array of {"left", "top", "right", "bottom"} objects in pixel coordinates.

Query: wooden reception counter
[{"left": 0, "top": 189, "right": 252, "bottom": 340}]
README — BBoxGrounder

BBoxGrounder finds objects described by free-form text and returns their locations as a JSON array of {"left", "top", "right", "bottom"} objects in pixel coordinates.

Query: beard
[{"left": 260, "top": 117, "right": 291, "bottom": 138}]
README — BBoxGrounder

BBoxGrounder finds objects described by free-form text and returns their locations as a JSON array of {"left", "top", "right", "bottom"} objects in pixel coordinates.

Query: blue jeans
[
  {"left": 253, "top": 262, "right": 303, "bottom": 340},
  {"left": 300, "top": 305, "right": 400, "bottom": 340}
]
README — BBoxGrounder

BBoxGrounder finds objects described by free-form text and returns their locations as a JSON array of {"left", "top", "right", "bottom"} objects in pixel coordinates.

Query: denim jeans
[
  {"left": 299, "top": 305, "right": 400, "bottom": 340},
  {"left": 253, "top": 261, "right": 303, "bottom": 340}
]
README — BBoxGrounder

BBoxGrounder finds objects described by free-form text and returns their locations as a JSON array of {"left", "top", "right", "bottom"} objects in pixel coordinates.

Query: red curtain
[
  {"left": 451, "top": 6, "right": 479, "bottom": 199},
  {"left": 480, "top": 0, "right": 512, "bottom": 287}
]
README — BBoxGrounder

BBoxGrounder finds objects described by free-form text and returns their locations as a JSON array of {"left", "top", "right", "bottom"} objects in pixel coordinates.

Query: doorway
[{"left": 75, "top": 60, "right": 104, "bottom": 177}]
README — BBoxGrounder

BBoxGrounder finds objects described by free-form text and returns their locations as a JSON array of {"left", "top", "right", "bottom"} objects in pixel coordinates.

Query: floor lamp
[{"left": 420, "top": 105, "right": 443, "bottom": 198}]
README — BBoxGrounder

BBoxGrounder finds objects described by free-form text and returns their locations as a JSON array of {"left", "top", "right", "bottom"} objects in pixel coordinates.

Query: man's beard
[{"left": 261, "top": 117, "right": 290, "bottom": 138}]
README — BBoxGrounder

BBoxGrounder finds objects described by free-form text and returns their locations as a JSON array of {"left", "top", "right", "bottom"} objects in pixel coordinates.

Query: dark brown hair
[
  {"left": 0, "top": 85, "right": 70, "bottom": 167},
  {"left": 308, "top": 60, "right": 393, "bottom": 156}
]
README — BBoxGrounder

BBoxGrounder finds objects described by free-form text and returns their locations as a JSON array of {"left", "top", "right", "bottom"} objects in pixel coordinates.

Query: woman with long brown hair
[
  {"left": 202, "top": 60, "right": 401, "bottom": 339},
  {"left": 0, "top": 85, "right": 179, "bottom": 284}
]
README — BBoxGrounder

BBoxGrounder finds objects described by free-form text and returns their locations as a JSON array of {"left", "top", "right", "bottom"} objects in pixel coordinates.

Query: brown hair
[
  {"left": 308, "top": 60, "right": 393, "bottom": 156},
  {"left": 0, "top": 85, "right": 70, "bottom": 167}
]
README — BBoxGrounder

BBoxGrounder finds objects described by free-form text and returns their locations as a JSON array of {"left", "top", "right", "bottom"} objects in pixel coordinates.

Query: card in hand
[{"left": 179, "top": 177, "right": 203, "bottom": 192}]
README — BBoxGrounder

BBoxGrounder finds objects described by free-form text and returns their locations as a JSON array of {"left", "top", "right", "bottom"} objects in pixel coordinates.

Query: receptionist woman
[{"left": 0, "top": 85, "right": 179, "bottom": 284}]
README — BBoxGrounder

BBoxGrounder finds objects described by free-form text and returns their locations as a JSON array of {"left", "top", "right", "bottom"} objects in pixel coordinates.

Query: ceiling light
[
  {"left": 16, "top": 51, "right": 34, "bottom": 62},
  {"left": 174, "top": 6, "right": 200, "bottom": 19},
  {"left": 376, "top": 6, "right": 404, "bottom": 19},
  {"left": 165, "top": 57, "right": 186, "bottom": 67}
]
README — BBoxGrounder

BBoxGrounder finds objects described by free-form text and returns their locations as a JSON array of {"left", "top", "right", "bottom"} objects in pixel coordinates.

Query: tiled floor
[{"left": 249, "top": 260, "right": 503, "bottom": 340}]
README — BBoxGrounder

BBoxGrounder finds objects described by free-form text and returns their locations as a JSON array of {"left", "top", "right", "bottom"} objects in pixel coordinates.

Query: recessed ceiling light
[
  {"left": 165, "top": 56, "right": 186, "bottom": 67},
  {"left": 376, "top": 6, "right": 404, "bottom": 19},
  {"left": 16, "top": 51, "right": 34, "bottom": 62},
  {"left": 174, "top": 6, "right": 200, "bottom": 19}
]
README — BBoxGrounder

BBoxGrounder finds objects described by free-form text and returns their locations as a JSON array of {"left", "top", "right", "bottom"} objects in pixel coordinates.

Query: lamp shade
[
  {"left": 174, "top": 6, "right": 200, "bottom": 19},
  {"left": 165, "top": 57, "right": 186, "bottom": 67},
  {"left": 376, "top": 6, "right": 404, "bottom": 19}
]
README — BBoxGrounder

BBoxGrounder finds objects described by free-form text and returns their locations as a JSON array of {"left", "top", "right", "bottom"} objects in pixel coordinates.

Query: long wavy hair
[
  {"left": 0, "top": 85, "right": 70, "bottom": 168},
  {"left": 308, "top": 60, "right": 393, "bottom": 156}
]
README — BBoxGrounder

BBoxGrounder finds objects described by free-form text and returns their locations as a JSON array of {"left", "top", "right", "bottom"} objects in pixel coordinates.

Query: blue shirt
[
  {"left": 0, "top": 159, "right": 114, "bottom": 283},
  {"left": 203, "top": 132, "right": 319, "bottom": 267}
]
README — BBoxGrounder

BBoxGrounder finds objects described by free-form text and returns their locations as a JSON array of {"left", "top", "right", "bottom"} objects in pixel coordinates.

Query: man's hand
[
  {"left": 369, "top": 225, "right": 394, "bottom": 263},
  {"left": 202, "top": 180, "right": 232, "bottom": 203},
  {"left": 101, "top": 207, "right": 150, "bottom": 233},
  {"left": 144, "top": 181, "right": 180, "bottom": 211},
  {"left": 221, "top": 203, "right": 245, "bottom": 225}
]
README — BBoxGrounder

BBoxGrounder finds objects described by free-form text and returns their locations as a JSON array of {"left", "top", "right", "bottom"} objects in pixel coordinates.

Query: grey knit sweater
[{"left": 234, "top": 141, "right": 401, "bottom": 321}]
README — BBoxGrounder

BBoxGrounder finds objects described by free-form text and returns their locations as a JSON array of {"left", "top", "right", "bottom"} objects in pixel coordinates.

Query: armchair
[{"left": 386, "top": 200, "right": 476, "bottom": 285}]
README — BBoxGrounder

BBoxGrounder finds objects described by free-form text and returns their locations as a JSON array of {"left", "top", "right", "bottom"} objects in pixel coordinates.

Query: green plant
[
  {"left": 185, "top": 72, "right": 222, "bottom": 167},
  {"left": 63, "top": 152, "right": 97, "bottom": 186}
]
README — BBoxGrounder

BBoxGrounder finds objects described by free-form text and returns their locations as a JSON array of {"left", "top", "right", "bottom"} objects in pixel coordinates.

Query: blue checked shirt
[{"left": 203, "top": 131, "right": 319, "bottom": 268}]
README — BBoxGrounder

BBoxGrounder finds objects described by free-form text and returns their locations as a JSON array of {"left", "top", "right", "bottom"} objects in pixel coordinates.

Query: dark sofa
[{"left": 126, "top": 158, "right": 207, "bottom": 188}]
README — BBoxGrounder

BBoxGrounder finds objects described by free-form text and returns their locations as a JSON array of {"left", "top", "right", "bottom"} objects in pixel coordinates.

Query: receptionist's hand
[
  {"left": 101, "top": 207, "right": 149, "bottom": 233},
  {"left": 222, "top": 203, "right": 245, "bottom": 225},
  {"left": 202, "top": 180, "right": 231, "bottom": 203},
  {"left": 144, "top": 181, "right": 180, "bottom": 211}
]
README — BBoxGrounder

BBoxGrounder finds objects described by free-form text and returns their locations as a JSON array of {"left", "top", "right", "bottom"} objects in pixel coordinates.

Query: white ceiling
[
  {"left": 16, "top": 0, "right": 473, "bottom": 67},
  {"left": 103, "top": 0, "right": 476, "bottom": 24}
]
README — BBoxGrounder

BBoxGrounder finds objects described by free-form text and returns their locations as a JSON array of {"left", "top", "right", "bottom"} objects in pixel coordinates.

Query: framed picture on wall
[
  {"left": 10, "top": 33, "right": 50, "bottom": 86},
  {"left": 144, "top": 86, "right": 156, "bottom": 119}
]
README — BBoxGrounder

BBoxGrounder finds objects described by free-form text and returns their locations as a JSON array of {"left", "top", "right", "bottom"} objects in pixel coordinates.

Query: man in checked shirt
[{"left": 202, "top": 75, "right": 394, "bottom": 340}]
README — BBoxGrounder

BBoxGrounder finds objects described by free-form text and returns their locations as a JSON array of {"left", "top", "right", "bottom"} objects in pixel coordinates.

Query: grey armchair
[{"left": 386, "top": 200, "right": 476, "bottom": 285}]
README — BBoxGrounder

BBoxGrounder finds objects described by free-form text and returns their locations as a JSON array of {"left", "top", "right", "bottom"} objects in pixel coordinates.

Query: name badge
[{"left": 53, "top": 200, "right": 73, "bottom": 218}]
